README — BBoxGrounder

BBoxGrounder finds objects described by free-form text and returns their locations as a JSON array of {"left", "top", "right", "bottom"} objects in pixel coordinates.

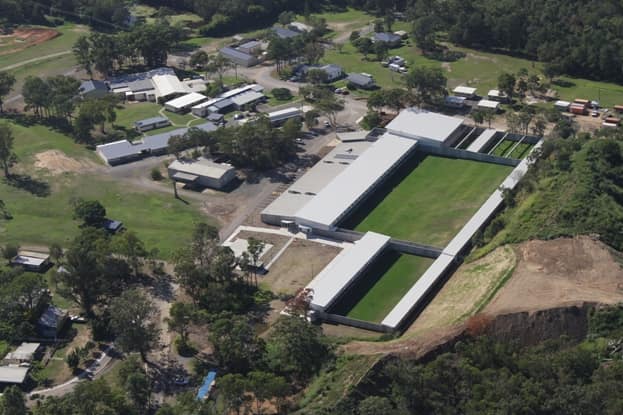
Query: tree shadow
[
  {"left": 5, "top": 174, "right": 51, "bottom": 197},
  {"left": 552, "top": 79, "right": 576, "bottom": 88}
]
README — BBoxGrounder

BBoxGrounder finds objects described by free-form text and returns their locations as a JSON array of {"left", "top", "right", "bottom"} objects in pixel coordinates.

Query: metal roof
[
  {"left": 267, "top": 107, "right": 302, "bottom": 121},
  {"left": 165, "top": 92, "right": 208, "bottom": 110},
  {"left": 0, "top": 366, "right": 30, "bottom": 384},
  {"left": 478, "top": 99, "right": 500, "bottom": 109},
  {"left": 169, "top": 158, "right": 234, "bottom": 180},
  {"left": 152, "top": 74, "right": 189, "bottom": 98},
  {"left": 80, "top": 80, "right": 108, "bottom": 94},
  {"left": 107, "top": 67, "right": 175, "bottom": 86},
  {"left": 272, "top": 26, "right": 300, "bottom": 39},
  {"left": 97, "top": 123, "right": 218, "bottom": 162},
  {"left": 220, "top": 47, "right": 256, "bottom": 63},
  {"left": 261, "top": 141, "right": 373, "bottom": 221},
  {"left": 4, "top": 343, "right": 40, "bottom": 362},
  {"left": 11, "top": 251, "right": 49, "bottom": 267},
  {"left": 374, "top": 32, "right": 401, "bottom": 43},
  {"left": 385, "top": 108, "right": 464, "bottom": 143},
  {"left": 467, "top": 129, "right": 497, "bottom": 152},
  {"left": 231, "top": 90, "right": 264, "bottom": 107},
  {"left": 347, "top": 73, "right": 375, "bottom": 86},
  {"left": 453, "top": 86, "right": 477, "bottom": 95},
  {"left": 295, "top": 133, "right": 417, "bottom": 230},
  {"left": 134, "top": 116, "right": 169, "bottom": 128},
  {"left": 337, "top": 130, "right": 369, "bottom": 142},
  {"left": 307, "top": 232, "right": 390, "bottom": 311}
]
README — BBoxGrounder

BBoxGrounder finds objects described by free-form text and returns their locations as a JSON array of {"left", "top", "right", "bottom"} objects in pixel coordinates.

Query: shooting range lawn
[
  {"left": 349, "top": 156, "right": 513, "bottom": 247},
  {"left": 345, "top": 253, "right": 434, "bottom": 323}
]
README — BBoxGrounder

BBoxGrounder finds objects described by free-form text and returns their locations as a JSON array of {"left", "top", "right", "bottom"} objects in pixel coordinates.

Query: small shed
[
  {"left": 3, "top": 343, "right": 40, "bottom": 364},
  {"left": 453, "top": 86, "right": 477, "bottom": 99},
  {"left": 10, "top": 250, "right": 50, "bottom": 272},
  {"left": 134, "top": 116, "right": 171, "bottom": 132},
  {"left": 79, "top": 80, "right": 109, "bottom": 100},
  {"left": 206, "top": 112, "right": 225, "bottom": 124},
  {"left": 373, "top": 32, "right": 402, "bottom": 46},
  {"left": 272, "top": 26, "right": 300, "bottom": 39},
  {"left": 197, "top": 371, "right": 217, "bottom": 401},
  {"left": 477, "top": 99, "right": 501, "bottom": 112},
  {"left": 569, "top": 102, "right": 587, "bottom": 115},
  {"left": 613, "top": 105, "right": 623, "bottom": 113},
  {"left": 103, "top": 219, "right": 124, "bottom": 234},
  {"left": 554, "top": 100, "right": 571, "bottom": 111},
  {"left": 347, "top": 73, "right": 376, "bottom": 89},
  {"left": 445, "top": 95, "right": 466, "bottom": 109},
  {"left": 487, "top": 89, "right": 509, "bottom": 103},
  {"left": 168, "top": 158, "right": 237, "bottom": 190}
]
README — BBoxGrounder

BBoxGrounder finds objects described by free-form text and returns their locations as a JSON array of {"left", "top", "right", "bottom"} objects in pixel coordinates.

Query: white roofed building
[
  {"left": 152, "top": 74, "right": 189, "bottom": 100},
  {"left": 385, "top": 108, "right": 465, "bottom": 146},
  {"left": 165, "top": 92, "right": 208, "bottom": 113},
  {"left": 452, "top": 86, "right": 477, "bottom": 98},
  {"left": 168, "top": 158, "right": 236, "bottom": 190}
]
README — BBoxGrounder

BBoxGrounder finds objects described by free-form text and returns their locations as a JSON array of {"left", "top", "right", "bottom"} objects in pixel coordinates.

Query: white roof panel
[
  {"left": 466, "top": 129, "right": 497, "bottom": 153},
  {"left": 382, "top": 253, "right": 455, "bottom": 328},
  {"left": 0, "top": 366, "right": 29, "bottom": 384},
  {"left": 152, "top": 74, "right": 189, "bottom": 98},
  {"left": 165, "top": 92, "right": 207, "bottom": 109},
  {"left": 169, "top": 158, "right": 234, "bottom": 180},
  {"left": 478, "top": 99, "right": 500, "bottom": 109},
  {"left": 5, "top": 343, "right": 39, "bottom": 361},
  {"left": 385, "top": 108, "right": 464, "bottom": 143},
  {"left": 307, "top": 232, "right": 390, "bottom": 310},
  {"left": 453, "top": 86, "right": 477, "bottom": 95},
  {"left": 295, "top": 133, "right": 417, "bottom": 229}
]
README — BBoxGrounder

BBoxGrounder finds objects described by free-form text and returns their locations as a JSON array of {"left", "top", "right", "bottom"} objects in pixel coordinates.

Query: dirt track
[{"left": 0, "top": 28, "right": 59, "bottom": 57}]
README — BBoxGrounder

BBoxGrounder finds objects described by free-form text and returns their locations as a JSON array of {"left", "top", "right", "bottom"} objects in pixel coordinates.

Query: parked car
[
  {"left": 233, "top": 113, "right": 244, "bottom": 120},
  {"left": 296, "top": 138, "right": 304, "bottom": 143},
  {"left": 324, "top": 120, "right": 331, "bottom": 127}
]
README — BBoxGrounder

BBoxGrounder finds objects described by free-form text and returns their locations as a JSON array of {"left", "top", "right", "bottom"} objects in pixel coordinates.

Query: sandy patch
[
  {"left": 406, "top": 245, "right": 517, "bottom": 336},
  {"left": 34, "top": 150, "right": 97, "bottom": 175},
  {"left": 0, "top": 28, "right": 59, "bottom": 56},
  {"left": 262, "top": 239, "right": 341, "bottom": 295},
  {"left": 486, "top": 236, "right": 623, "bottom": 315}
]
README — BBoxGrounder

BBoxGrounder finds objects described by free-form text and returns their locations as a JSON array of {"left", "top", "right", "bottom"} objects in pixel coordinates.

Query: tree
[
  {"left": 190, "top": 50, "right": 210, "bottom": 76},
  {"left": 374, "top": 41, "right": 389, "bottom": 62},
  {"left": 349, "top": 31, "right": 360, "bottom": 43},
  {"left": 166, "top": 302, "right": 194, "bottom": 345},
  {"left": 0, "top": 386, "right": 26, "bottom": 415},
  {"left": 470, "top": 109, "right": 485, "bottom": 126},
  {"left": 354, "top": 37, "right": 373, "bottom": 59},
  {"left": 315, "top": 94, "right": 344, "bottom": 131},
  {"left": 49, "top": 243, "right": 64, "bottom": 265},
  {"left": 306, "top": 68, "right": 328, "bottom": 85},
  {"left": 543, "top": 62, "right": 562, "bottom": 83},
  {"left": 22, "top": 76, "right": 51, "bottom": 118},
  {"left": 73, "top": 199, "right": 106, "bottom": 227},
  {"left": 303, "top": 41, "right": 324, "bottom": 65},
  {"left": 498, "top": 72, "right": 517, "bottom": 101},
  {"left": 405, "top": 67, "right": 448, "bottom": 106},
  {"left": 304, "top": 109, "right": 320, "bottom": 128},
  {"left": 245, "top": 238, "right": 265, "bottom": 287},
  {"left": 246, "top": 371, "right": 289, "bottom": 415},
  {"left": 219, "top": 374, "right": 250, "bottom": 415},
  {"left": 207, "top": 54, "right": 231, "bottom": 84},
  {"left": 278, "top": 11, "right": 295, "bottom": 26},
  {"left": 0, "top": 71, "right": 16, "bottom": 112},
  {"left": 0, "top": 123, "right": 17, "bottom": 177},
  {"left": 112, "top": 231, "right": 147, "bottom": 276},
  {"left": 209, "top": 315, "right": 265, "bottom": 373},
  {"left": 125, "top": 372, "right": 151, "bottom": 414},
  {"left": 73, "top": 36, "right": 92, "bottom": 77},
  {"left": 110, "top": 289, "right": 160, "bottom": 362},
  {"left": 2, "top": 244, "right": 19, "bottom": 262},
  {"left": 65, "top": 349, "right": 80, "bottom": 372},
  {"left": 271, "top": 88, "right": 292, "bottom": 101},
  {"left": 266, "top": 316, "right": 330, "bottom": 380},
  {"left": 359, "top": 396, "right": 396, "bottom": 415},
  {"left": 168, "top": 135, "right": 187, "bottom": 160}
]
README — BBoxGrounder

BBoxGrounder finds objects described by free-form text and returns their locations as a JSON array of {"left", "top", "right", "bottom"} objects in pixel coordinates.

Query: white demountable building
[
  {"left": 152, "top": 74, "right": 189, "bottom": 100},
  {"left": 164, "top": 92, "right": 208, "bottom": 113},
  {"left": 267, "top": 107, "right": 303, "bottom": 126},
  {"left": 452, "top": 86, "right": 477, "bottom": 99},
  {"left": 554, "top": 100, "right": 571, "bottom": 111},
  {"left": 477, "top": 99, "right": 501, "bottom": 111}
]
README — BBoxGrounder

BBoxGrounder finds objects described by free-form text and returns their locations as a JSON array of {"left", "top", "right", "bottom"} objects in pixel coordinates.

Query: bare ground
[
  {"left": 406, "top": 245, "right": 517, "bottom": 337},
  {"left": 34, "top": 150, "right": 100, "bottom": 175},
  {"left": 261, "top": 239, "right": 341, "bottom": 295},
  {"left": 342, "top": 236, "right": 623, "bottom": 356},
  {"left": 234, "top": 230, "right": 291, "bottom": 265},
  {"left": 0, "top": 28, "right": 59, "bottom": 56},
  {"left": 485, "top": 236, "right": 623, "bottom": 315}
]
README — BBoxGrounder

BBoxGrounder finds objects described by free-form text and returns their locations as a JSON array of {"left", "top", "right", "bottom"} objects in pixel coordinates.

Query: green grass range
[{"left": 345, "top": 156, "right": 513, "bottom": 247}]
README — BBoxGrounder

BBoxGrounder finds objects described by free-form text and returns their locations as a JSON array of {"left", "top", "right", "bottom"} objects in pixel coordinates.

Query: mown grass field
[
  {"left": 114, "top": 102, "right": 198, "bottom": 131},
  {"left": 0, "top": 120, "right": 213, "bottom": 259},
  {"left": 347, "top": 156, "right": 513, "bottom": 247},
  {"left": 0, "top": 24, "right": 87, "bottom": 69},
  {"left": 346, "top": 253, "right": 434, "bottom": 323}
]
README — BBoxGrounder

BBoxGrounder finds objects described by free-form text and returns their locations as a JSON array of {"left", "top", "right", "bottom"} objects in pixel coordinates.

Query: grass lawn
[
  {"left": 345, "top": 253, "right": 434, "bottom": 323},
  {"left": 1, "top": 121, "right": 214, "bottom": 259},
  {"left": 1, "top": 24, "right": 88, "bottom": 69},
  {"left": 115, "top": 103, "right": 198, "bottom": 131},
  {"left": 508, "top": 142, "right": 534, "bottom": 159},
  {"left": 345, "top": 156, "right": 513, "bottom": 247},
  {"left": 492, "top": 139, "right": 514, "bottom": 157}
]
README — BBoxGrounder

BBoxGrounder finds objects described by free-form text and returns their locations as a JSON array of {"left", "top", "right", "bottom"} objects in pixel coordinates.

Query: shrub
[
  {"left": 65, "top": 350, "right": 80, "bottom": 371},
  {"left": 272, "top": 88, "right": 293, "bottom": 101},
  {"left": 360, "top": 111, "right": 381, "bottom": 130},
  {"left": 151, "top": 168, "right": 163, "bottom": 181}
]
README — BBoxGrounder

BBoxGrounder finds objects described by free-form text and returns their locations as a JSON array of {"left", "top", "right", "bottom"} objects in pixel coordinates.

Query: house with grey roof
[
  {"left": 347, "top": 73, "right": 376, "bottom": 89},
  {"left": 220, "top": 47, "right": 259, "bottom": 67},
  {"left": 272, "top": 26, "right": 301, "bottom": 39},
  {"left": 79, "top": 80, "right": 109, "bottom": 100},
  {"left": 134, "top": 116, "right": 171, "bottom": 133},
  {"left": 37, "top": 305, "right": 68, "bottom": 338},
  {"left": 298, "top": 64, "right": 344, "bottom": 82},
  {"left": 373, "top": 32, "right": 402, "bottom": 47}
]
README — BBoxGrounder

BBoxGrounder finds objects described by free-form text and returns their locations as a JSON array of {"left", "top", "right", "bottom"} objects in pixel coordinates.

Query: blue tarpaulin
[{"left": 196, "top": 371, "right": 217, "bottom": 400}]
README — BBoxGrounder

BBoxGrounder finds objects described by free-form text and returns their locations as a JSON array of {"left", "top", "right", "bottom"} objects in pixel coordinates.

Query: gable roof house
[
  {"left": 37, "top": 305, "right": 68, "bottom": 338},
  {"left": 272, "top": 26, "right": 301, "bottom": 39},
  {"left": 373, "top": 32, "right": 402, "bottom": 47},
  {"left": 220, "top": 46, "right": 259, "bottom": 68},
  {"left": 347, "top": 73, "right": 376, "bottom": 89}
]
